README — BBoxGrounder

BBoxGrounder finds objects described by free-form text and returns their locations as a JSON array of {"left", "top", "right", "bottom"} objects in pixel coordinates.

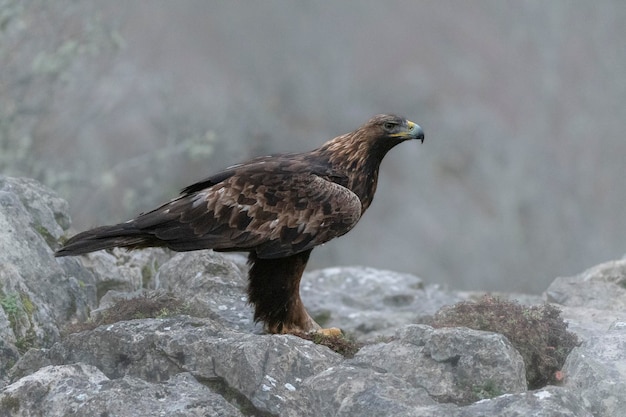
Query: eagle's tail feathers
[{"left": 55, "top": 223, "right": 161, "bottom": 257}]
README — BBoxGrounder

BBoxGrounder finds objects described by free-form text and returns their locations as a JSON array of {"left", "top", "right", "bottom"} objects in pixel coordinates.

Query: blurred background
[{"left": 2, "top": 1, "right": 625, "bottom": 293}]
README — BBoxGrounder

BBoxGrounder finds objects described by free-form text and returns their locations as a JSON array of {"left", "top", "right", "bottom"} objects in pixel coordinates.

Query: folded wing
[{"left": 56, "top": 159, "right": 362, "bottom": 259}]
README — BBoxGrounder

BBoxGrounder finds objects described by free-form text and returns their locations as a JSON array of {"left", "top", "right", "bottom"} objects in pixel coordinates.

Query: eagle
[{"left": 56, "top": 114, "right": 424, "bottom": 335}]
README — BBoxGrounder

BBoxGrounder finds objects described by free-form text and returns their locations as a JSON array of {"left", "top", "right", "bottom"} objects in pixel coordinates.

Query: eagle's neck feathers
[{"left": 312, "top": 128, "right": 395, "bottom": 212}]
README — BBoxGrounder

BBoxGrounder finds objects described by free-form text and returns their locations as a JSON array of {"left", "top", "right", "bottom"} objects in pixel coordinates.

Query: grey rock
[
  {"left": 0, "top": 306, "right": 19, "bottom": 381},
  {"left": 545, "top": 260, "right": 626, "bottom": 310},
  {"left": 293, "top": 365, "right": 435, "bottom": 417},
  {"left": 6, "top": 348, "right": 53, "bottom": 384},
  {"left": 301, "top": 266, "right": 463, "bottom": 339},
  {"left": 456, "top": 290, "right": 545, "bottom": 306},
  {"left": 0, "top": 175, "right": 175, "bottom": 387},
  {"left": 544, "top": 260, "right": 626, "bottom": 417},
  {"left": 0, "top": 363, "right": 244, "bottom": 417},
  {"left": 76, "top": 247, "right": 173, "bottom": 301},
  {"left": 37, "top": 316, "right": 342, "bottom": 415},
  {"left": 352, "top": 324, "right": 526, "bottom": 404},
  {"left": 457, "top": 386, "right": 592, "bottom": 417},
  {"left": 396, "top": 386, "right": 591, "bottom": 417},
  {"left": 0, "top": 176, "right": 96, "bottom": 383},
  {"left": 154, "top": 251, "right": 258, "bottom": 332},
  {"left": 557, "top": 305, "right": 623, "bottom": 339},
  {"left": 0, "top": 177, "right": 70, "bottom": 243},
  {"left": 563, "top": 328, "right": 626, "bottom": 417},
  {"left": 4, "top": 175, "right": 624, "bottom": 416}
]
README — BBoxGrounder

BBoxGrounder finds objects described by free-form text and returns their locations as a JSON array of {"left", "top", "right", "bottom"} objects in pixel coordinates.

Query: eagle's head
[
  {"left": 362, "top": 114, "right": 424, "bottom": 144},
  {"left": 317, "top": 114, "right": 424, "bottom": 167}
]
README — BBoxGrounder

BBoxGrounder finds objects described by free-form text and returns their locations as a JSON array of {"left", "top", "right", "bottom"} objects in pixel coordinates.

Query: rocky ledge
[{"left": 0, "top": 175, "right": 625, "bottom": 416}]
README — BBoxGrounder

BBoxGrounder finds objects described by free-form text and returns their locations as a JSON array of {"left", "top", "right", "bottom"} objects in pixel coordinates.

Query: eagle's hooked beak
[
  {"left": 390, "top": 120, "right": 424, "bottom": 143},
  {"left": 406, "top": 120, "right": 425, "bottom": 143}
]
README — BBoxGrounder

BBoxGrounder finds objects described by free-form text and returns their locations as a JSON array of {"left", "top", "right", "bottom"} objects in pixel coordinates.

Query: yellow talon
[{"left": 315, "top": 327, "right": 343, "bottom": 337}]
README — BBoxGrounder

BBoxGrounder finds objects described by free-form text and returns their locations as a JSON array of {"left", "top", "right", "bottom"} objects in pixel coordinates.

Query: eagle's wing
[{"left": 131, "top": 162, "right": 362, "bottom": 258}]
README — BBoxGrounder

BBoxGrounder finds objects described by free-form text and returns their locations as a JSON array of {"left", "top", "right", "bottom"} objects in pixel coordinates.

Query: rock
[
  {"left": 0, "top": 176, "right": 96, "bottom": 384},
  {"left": 77, "top": 247, "right": 173, "bottom": 301},
  {"left": 0, "top": 177, "right": 70, "bottom": 243},
  {"left": 562, "top": 328, "right": 626, "bottom": 417},
  {"left": 557, "top": 305, "right": 623, "bottom": 339},
  {"left": 37, "top": 316, "right": 342, "bottom": 415},
  {"left": 351, "top": 325, "right": 526, "bottom": 404},
  {"left": 0, "top": 363, "right": 244, "bottom": 417},
  {"left": 0, "top": 176, "right": 170, "bottom": 387},
  {"left": 154, "top": 251, "right": 257, "bottom": 332},
  {"left": 545, "top": 259, "right": 626, "bottom": 417},
  {"left": 301, "top": 266, "right": 463, "bottom": 339},
  {"left": 545, "top": 260, "right": 626, "bottom": 311},
  {"left": 394, "top": 386, "right": 591, "bottom": 417},
  {"left": 3, "top": 175, "right": 626, "bottom": 416},
  {"left": 294, "top": 365, "right": 436, "bottom": 416},
  {"left": 3, "top": 321, "right": 532, "bottom": 417}
]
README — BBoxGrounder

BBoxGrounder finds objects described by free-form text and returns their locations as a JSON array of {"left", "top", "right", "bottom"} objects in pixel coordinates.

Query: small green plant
[
  {"left": 1, "top": 395, "right": 20, "bottom": 413},
  {"left": 471, "top": 380, "right": 502, "bottom": 400},
  {"left": 20, "top": 293, "right": 35, "bottom": 316},
  {"left": 32, "top": 223, "right": 56, "bottom": 246},
  {"left": 0, "top": 291, "right": 39, "bottom": 353},
  {"left": 0, "top": 292, "right": 20, "bottom": 319}
]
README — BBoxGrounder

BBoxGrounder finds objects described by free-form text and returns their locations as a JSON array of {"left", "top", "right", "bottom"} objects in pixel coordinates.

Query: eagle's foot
[
  {"left": 313, "top": 327, "right": 343, "bottom": 337},
  {"left": 264, "top": 309, "right": 343, "bottom": 336}
]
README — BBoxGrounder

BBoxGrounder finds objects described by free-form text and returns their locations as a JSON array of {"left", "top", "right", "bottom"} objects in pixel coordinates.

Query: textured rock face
[
  {"left": 1, "top": 363, "right": 245, "bottom": 417},
  {"left": 546, "top": 261, "right": 626, "bottom": 417},
  {"left": 301, "top": 267, "right": 464, "bottom": 339},
  {"left": 0, "top": 176, "right": 172, "bottom": 386},
  {"left": 4, "top": 318, "right": 534, "bottom": 417},
  {"left": 0, "top": 177, "right": 92, "bottom": 382},
  {"left": 351, "top": 325, "right": 527, "bottom": 404},
  {"left": 0, "top": 175, "right": 624, "bottom": 416},
  {"left": 545, "top": 260, "right": 626, "bottom": 312}
]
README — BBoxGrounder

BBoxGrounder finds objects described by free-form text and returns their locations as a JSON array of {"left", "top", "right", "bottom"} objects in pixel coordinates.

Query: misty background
[{"left": 2, "top": 1, "right": 625, "bottom": 293}]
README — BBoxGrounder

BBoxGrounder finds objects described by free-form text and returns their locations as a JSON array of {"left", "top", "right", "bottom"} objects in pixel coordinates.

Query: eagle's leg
[{"left": 247, "top": 249, "right": 322, "bottom": 334}]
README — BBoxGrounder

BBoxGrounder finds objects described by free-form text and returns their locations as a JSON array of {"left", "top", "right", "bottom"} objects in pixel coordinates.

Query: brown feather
[{"left": 55, "top": 114, "right": 424, "bottom": 333}]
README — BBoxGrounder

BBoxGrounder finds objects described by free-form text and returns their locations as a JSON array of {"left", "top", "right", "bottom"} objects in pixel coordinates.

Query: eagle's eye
[{"left": 383, "top": 122, "right": 397, "bottom": 131}]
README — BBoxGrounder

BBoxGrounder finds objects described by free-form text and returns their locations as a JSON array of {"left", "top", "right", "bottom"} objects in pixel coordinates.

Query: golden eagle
[{"left": 56, "top": 114, "right": 424, "bottom": 334}]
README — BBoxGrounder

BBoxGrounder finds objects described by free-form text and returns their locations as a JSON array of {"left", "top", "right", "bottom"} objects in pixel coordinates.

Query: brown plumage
[{"left": 55, "top": 114, "right": 424, "bottom": 334}]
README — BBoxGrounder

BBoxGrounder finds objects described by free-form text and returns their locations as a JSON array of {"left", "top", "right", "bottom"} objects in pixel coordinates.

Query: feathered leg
[{"left": 247, "top": 249, "right": 320, "bottom": 334}]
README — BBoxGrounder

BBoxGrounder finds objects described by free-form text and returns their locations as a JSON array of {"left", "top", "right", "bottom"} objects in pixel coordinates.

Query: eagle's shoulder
[{"left": 180, "top": 152, "right": 347, "bottom": 195}]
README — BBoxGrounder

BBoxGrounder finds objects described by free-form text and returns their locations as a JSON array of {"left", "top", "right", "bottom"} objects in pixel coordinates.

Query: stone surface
[
  {"left": 1, "top": 176, "right": 625, "bottom": 416},
  {"left": 0, "top": 176, "right": 93, "bottom": 384},
  {"left": 0, "top": 363, "right": 244, "bottom": 417},
  {"left": 6, "top": 319, "right": 530, "bottom": 417},
  {"left": 545, "top": 260, "right": 626, "bottom": 311},
  {"left": 39, "top": 317, "right": 343, "bottom": 416},
  {"left": 301, "top": 266, "right": 464, "bottom": 339},
  {"left": 546, "top": 259, "right": 626, "bottom": 417},
  {"left": 562, "top": 329, "right": 626, "bottom": 417},
  {"left": 351, "top": 325, "right": 526, "bottom": 404},
  {"left": 154, "top": 251, "right": 257, "bottom": 333},
  {"left": 0, "top": 176, "right": 174, "bottom": 387},
  {"left": 398, "top": 386, "right": 592, "bottom": 417},
  {"left": 294, "top": 365, "right": 435, "bottom": 416}
]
